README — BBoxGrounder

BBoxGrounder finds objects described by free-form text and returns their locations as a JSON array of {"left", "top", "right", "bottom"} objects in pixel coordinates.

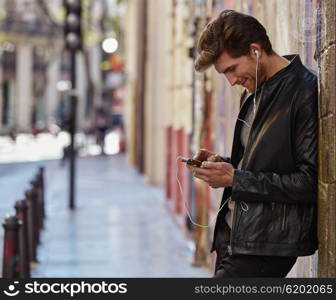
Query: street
[{"left": 0, "top": 145, "right": 209, "bottom": 277}]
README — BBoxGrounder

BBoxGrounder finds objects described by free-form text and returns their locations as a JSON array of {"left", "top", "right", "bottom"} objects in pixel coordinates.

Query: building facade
[{"left": 0, "top": 0, "right": 107, "bottom": 135}]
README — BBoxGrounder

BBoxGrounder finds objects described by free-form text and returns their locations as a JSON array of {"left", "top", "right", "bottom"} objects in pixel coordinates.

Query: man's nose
[{"left": 225, "top": 73, "right": 238, "bottom": 86}]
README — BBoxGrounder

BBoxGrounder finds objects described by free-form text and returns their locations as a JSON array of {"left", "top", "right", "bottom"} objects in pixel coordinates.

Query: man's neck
[{"left": 263, "top": 53, "right": 291, "bottom": 80}]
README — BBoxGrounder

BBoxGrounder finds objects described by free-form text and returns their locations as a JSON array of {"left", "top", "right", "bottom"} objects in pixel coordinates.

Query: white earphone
[
  {"left": 251, "top": 49, "right": 260, "bottom": 116},
  {"left": 237, "top": 48, "right": 260, "bottom": 128}
]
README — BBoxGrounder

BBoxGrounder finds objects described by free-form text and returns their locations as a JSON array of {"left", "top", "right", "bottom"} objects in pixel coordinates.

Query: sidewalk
[{"left": 32, "top": 154, "right": 210, "bottom": 277}]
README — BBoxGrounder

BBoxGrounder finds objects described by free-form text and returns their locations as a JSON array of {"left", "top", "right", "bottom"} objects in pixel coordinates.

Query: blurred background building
[
  {"left": 0, "top": 0, "right": 335, "bottom": 278},
  {"left": 0, "top": 0, "right": 63, "bottom": 134},
  {"left": 0, "top": 0, "right": 126, "bottom": 151}
]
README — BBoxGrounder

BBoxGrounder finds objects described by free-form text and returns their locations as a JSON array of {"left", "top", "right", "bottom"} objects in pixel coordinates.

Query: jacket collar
[
  {"left": 242, "top": 55, "right": 301, "bottom": 101},
  {"left": 265, "top": 54, "right": 301, "bottom": 85},
  {"left": 235, "top": 55, "right": 303, "bottom": 165}
]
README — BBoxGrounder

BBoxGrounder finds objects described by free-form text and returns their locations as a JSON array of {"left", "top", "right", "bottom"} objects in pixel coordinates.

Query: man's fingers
[
  {"left": 192, "top": 167, "right": 213, "bottom": 176},
  {"left": 202, "top": 161, "right": 232, "bottom": 170},
  {"left": 194, "top": 173, "right": 209, "bottom": 182},
  {"left": 207, "top": 154, "right": 222, "bottom": 162},
  {"left": 187, "top": 165, "right": 210, "bottom": 178},
  {"left": 193, "top": 150, "right": 202, "bottom": 160},
  {"left": 193, "top": 149, "right": 214, "bottom": 161},
  {"left": 214, "top": 154, "right": 223, "bottom": 161},
  {"left": 207, "top": 155, "right": 216, "bottom": 162},
  {"left": 201, "top": 161, "right": 222, "bottom": 169}
]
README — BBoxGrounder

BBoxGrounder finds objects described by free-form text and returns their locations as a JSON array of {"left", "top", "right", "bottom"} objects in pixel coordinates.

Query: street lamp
[
  {"left": 102, "top": 38, "right": 118, "bottom": 54},
  {"left": 64, "top": 0, "right": 82, "bottom": 209}
]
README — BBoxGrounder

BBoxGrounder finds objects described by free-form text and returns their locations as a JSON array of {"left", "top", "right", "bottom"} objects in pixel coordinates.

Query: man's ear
[{"left": 250, "top": 43, "right": 261, "bottom": 58}]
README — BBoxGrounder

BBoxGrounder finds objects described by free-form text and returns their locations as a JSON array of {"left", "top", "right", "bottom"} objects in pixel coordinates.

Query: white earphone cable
[
  {"left": 253, "top": 51, "right": 259, "bottom": 116},
  {"left": 175, "top": 156, "right": 229, "bottom": 228},
  {"left": 237, "top": 50, "right": 259, "bottom": 128}
]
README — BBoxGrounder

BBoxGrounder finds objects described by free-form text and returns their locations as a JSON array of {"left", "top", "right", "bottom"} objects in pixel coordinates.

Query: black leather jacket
[{"left": 212, "top": 55, "right": 318, "bottom": 257}]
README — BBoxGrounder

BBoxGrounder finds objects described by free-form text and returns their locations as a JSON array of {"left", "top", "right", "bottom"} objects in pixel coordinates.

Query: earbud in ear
[{"left": 253, "top": 49, "right": 259, "bottom": 57}]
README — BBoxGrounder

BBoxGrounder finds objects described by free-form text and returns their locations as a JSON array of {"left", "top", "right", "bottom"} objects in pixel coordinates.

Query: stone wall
[{"left": 317, "top": 0, "right": 336, "bottom": 277}]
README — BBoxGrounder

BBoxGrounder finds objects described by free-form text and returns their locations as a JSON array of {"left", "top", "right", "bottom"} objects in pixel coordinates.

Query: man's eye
[{"left": 225, "top": 67, "right": 234, "bottom": 73}]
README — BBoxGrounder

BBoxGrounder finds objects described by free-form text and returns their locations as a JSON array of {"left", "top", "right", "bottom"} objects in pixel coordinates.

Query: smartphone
[{"left": 179, "top": 156, "right": 202, "bottom": 167}]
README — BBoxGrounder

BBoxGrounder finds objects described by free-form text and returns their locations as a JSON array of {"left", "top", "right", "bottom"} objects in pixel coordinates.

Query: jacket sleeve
[{"left": 231, "top": 84, "right": 318, "bottom": 205}]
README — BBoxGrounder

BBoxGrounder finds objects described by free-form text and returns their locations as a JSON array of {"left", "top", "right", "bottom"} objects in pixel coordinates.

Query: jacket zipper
[
  {"left": 228, "top": 87, "right": 264, "bottom": 256},
  {"left": 227, "top": 96, "right": 252, "bottom": 257},
  {"left": 241, "top": 86, "right": 264, "bottom": 169}
]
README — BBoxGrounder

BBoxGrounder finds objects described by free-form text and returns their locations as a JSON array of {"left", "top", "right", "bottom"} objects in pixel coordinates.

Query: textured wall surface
[{"left": 317, "top": 0, "right": 336, "bottom": 277}]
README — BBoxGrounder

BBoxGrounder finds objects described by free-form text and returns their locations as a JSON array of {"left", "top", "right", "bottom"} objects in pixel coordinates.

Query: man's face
[{"left": 214, "top": 51, "right": 260, "bottom": 93}]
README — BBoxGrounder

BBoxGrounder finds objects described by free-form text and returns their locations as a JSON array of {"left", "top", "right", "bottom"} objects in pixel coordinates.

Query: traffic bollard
[
  {"left": 39, "top": 166, "right": 46, "bottom": 221},
  {"left": 2, "top": 215, "right": 21, "bottom": 278},
  {"left": 15, "top": 200, "right": 31, "bottom": 278},
  {"left": 31, "top": 178, "right": 42, "bottom": 234},
  {"left": 25, "top": 189, "right": 38, "bottom": 263}
]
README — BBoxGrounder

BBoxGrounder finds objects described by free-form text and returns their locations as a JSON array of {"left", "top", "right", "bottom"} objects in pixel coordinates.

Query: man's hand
[
  {"left": 193, "top": 149, "right": 223, "bottom": 163},
  {"left": 188, "top": 161, "right": 234, "bottom": 188}
]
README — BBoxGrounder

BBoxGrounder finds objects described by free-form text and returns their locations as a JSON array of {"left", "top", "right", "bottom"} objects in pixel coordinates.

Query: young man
[{"left": 188, "top": 10, "right": 318, "bottom": 277}]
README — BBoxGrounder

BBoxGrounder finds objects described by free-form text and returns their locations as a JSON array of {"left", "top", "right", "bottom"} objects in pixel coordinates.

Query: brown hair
[{"left": 195, "top": 10, "right": 273, "bottom": 72}]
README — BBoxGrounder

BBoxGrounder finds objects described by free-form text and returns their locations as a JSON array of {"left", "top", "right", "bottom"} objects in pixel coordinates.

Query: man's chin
[
  {"left": 242, "top": 83, "right": 252, "bottom": 93},
  {"left": 245, "top": 84, "right": 257, "bottom": 93}
]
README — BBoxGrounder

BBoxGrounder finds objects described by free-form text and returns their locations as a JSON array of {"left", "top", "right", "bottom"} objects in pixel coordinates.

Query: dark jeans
[{"left": 214, "top": 222, "right": 297, "bottom": 278}]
